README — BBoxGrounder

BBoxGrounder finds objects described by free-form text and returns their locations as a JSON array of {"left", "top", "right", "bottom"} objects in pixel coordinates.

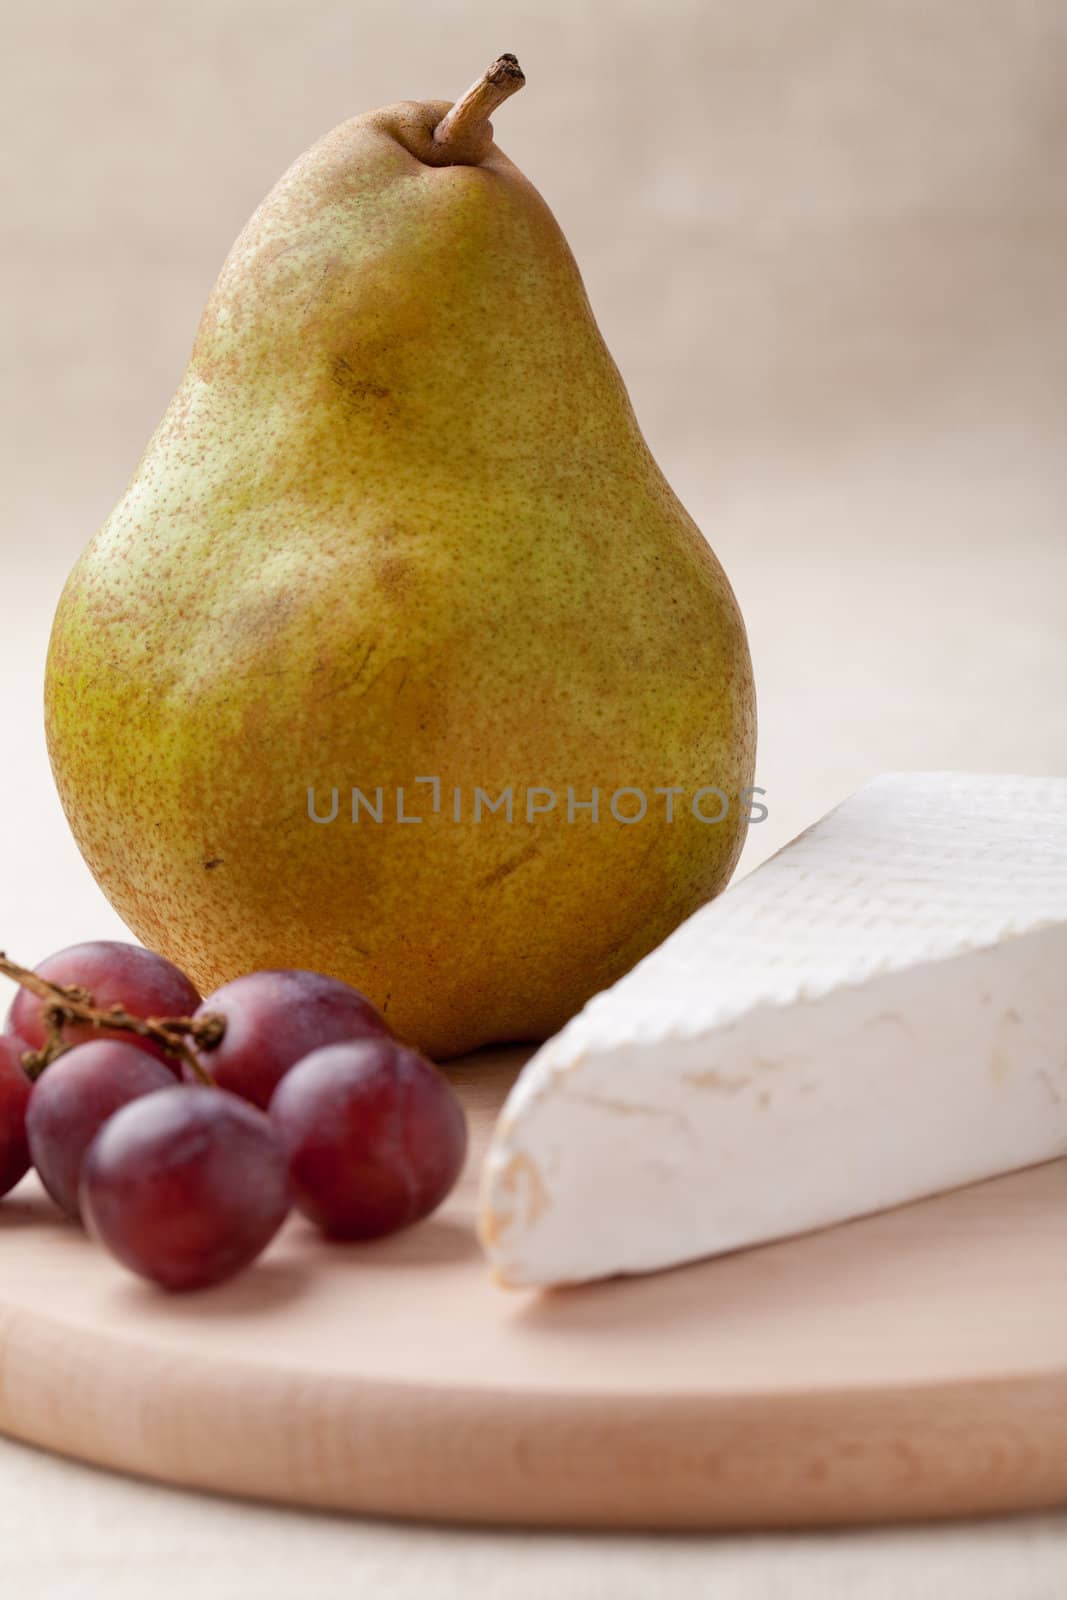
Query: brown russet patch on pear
[
  {"left": 311, "top": 640, "right": 381, "bottom": 704},
  {"left": 330, "top": 355, "right": 392, "bottom": 409},
  {"left": 478, "top": 842, "right": 543, "bottom": 892}
]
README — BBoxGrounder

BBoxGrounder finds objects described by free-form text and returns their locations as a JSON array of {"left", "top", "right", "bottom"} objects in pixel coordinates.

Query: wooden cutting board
[{"left": 0, "top": 1046, "right": 1065, "bottom": 1530}]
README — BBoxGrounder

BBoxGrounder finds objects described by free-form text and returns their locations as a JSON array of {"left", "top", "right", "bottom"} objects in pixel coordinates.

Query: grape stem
[{"left": 0, "top": 952, "right": 224, "bottom": 1083}]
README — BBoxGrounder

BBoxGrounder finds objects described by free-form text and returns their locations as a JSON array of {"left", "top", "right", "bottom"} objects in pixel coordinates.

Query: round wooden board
[{"left": 0, "top": 1046, "right": 1065, "bottom": 1530}]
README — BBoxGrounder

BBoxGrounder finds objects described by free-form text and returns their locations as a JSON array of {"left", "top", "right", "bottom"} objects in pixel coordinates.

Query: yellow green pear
[{"left": 45, "top": 56, "right": 756, "bottom": 1058}]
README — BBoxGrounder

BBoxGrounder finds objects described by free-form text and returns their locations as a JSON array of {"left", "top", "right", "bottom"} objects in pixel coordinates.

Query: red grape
[
  {"left": 81, "top": 1087, "right": 290, "bottom": 1291},
  {"left": 190, "top": 969, "right": 388, "bottom": 1109},
  {"left": 0, "top": 1035, "right": 32, "bottom": 1198},
  {"left": 269, "top": 1038, "right": 468, "bottom": 1240},
  {"left": 5, "top": 942, "right": 200, "bottom": 1072},
  {"left": 27, "top": 1040, "right": 174, "bottom": 1219}
]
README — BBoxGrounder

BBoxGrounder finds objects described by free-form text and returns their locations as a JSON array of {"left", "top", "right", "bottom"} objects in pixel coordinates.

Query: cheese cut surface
[{"left": 479, "top": 772, "right": 1067, "bottom": 1287}]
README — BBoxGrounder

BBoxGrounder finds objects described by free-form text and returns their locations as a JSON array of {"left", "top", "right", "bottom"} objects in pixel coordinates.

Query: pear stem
[
  {"left": 433, "top": 53, "right": 525, "bottom": 159},
  {"left": 0, "top": 951, "right": 224, "bottom": 1082}
]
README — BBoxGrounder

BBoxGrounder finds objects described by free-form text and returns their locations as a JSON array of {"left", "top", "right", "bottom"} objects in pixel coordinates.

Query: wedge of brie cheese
[{"left": 479, "top": 772, "right": 1067, "bottom": 1287}]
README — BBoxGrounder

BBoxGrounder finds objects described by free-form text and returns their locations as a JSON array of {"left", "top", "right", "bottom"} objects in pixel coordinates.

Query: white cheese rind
[{"left": 479, "top": 772, "right": 1067, "bottom": 1287}]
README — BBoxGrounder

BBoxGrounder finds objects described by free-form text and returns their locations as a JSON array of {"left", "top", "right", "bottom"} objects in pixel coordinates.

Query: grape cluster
[{"left": 0, "top": 943, "right": 468, "bottom": 1291}]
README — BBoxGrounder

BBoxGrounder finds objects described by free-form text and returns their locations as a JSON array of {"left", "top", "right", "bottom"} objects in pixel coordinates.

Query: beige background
[{"left": 1, "top": 0, "right": 1066, "bottom": 1592}]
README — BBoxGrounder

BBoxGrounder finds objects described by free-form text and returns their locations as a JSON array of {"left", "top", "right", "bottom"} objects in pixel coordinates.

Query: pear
[{"left": 45, "top": 56, "right": 756, "bottom": 1058}]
